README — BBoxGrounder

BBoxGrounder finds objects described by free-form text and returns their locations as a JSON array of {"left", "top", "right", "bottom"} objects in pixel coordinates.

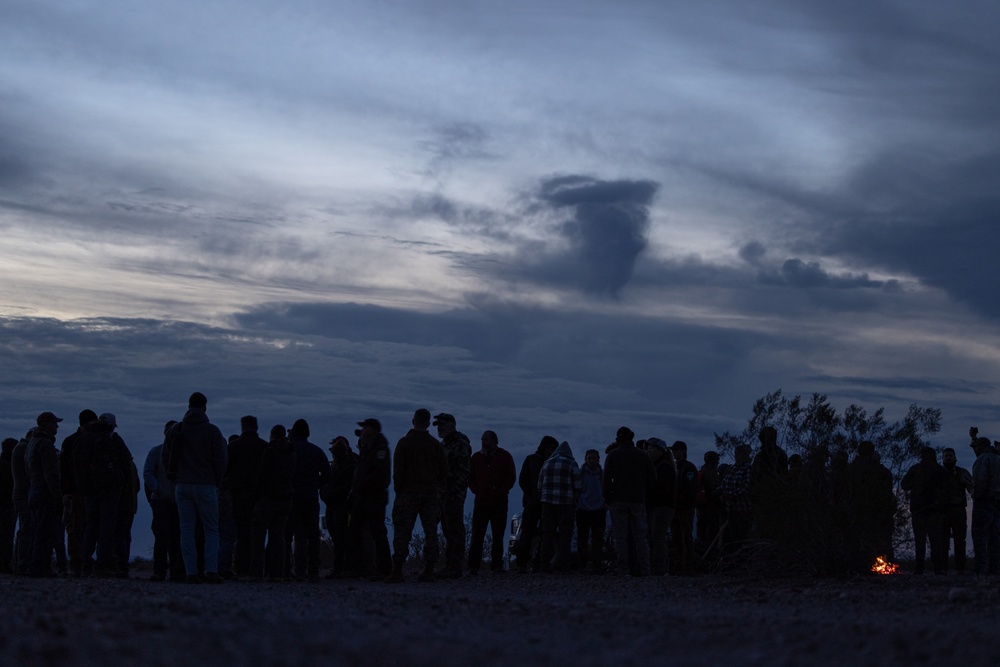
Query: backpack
[{"left": 89, "top": 434, "right": 125, "bottom": 491}]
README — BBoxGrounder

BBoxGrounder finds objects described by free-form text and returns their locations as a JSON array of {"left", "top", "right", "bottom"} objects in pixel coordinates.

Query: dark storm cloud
[{"left": 505, "top": 175, "right": 660, "bottom": 297}]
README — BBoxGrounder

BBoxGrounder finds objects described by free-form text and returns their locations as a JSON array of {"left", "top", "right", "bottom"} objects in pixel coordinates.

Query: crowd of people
[{"left": 2, "top": 393, "right": 1000, "bottom": 582}]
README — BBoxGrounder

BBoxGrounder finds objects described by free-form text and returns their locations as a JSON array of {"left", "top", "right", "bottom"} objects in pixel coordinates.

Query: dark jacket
[
  {"left": 675, "top": 459, "right": 699, "bottom": 511},
  {"left": 72, "top": 423, "right": 132, "bottom": 496},
  {"left": 11, "top": 434, "right": 31, "bottom": 504},
  {"left": 441, "top": 431, "right": 471, "bottom": 499},
  {"left": 0, "top": 445, "right": 14, "bottom": 510},
  {"left": 647, "top": 454, "right": 678, "bottom": 509},
  {"left": 603, "top": 441, "right": 657, "bottom": 504},
  {"left": 469, "top": 447, "right": 516, "bottom": 506},
  {"left": 257, "top": 437, "right": 296, "bottom": 501},
  {"left": 290, "top": 436, "right": 330, "bottom": 500},
  {"left": 25, "top": 430, "right": 61, "bottom": 498},
  {"left": 393, "top": 429, "right": 447, "bottom": 496},
  {"left": 322, "top": 451, "right": 358, "bottom": 508},
  {"left": 166, "top": 408, "right": 228, "bottom": 486},
  {"left": 518, "top": 445, "right": 549, "bottom": 508},
  {"left": 901, "top": 458, "right": 948, "bottom": 515},
  {"left": 352, "top": 434, "right": 391, "bottom": 503},
  {"left": 227, "top": 432, "right": 267, "bottom": 495},
  {"left": 59, "top": 427, "right": 86, "bottom": 496}
]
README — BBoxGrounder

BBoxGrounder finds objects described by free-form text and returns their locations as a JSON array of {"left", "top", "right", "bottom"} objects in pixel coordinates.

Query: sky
[{"left": 2, "top": 0, "right": 1000, "bottom": 552}]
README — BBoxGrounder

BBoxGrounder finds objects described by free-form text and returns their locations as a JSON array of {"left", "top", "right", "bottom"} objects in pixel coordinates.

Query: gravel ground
[{"left": 1, "top": 568, "right": 997, "bottom": 666}]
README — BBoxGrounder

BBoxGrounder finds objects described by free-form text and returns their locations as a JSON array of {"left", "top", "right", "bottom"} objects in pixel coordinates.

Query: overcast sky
[{"left": 3, "top": 0, "right": 1000, "bottom": 521}]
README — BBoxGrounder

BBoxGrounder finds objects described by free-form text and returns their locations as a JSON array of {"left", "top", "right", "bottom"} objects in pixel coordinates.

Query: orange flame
[{"left": 870, "top": 556, "right": 899, "bottom": 575}]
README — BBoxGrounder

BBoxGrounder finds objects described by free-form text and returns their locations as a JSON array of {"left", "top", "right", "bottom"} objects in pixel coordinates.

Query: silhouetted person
[
  {"left": 284, "top": 419, "right": 329, "bottom": 582},
  {"left": 346, "top": 418, "right": 391, "bottom": 579},
  {"left": 467, "top": 430, "right": 516, "bottom": 574},
  {"left": 846, "top": 440, "right": 895, "bottom": 572},
  {"left": 576, "top": 449, "right": 606, "bottom": 572},
  {"left": 644, "top": 438, "right": 676, "bottom": 576},
  {"left": 12, "top": 428, "right": 34, "bottom": 575},
  {"left": 248, "top": 425, "right": 295, "bottom": 582},
  {"left": 434, "top": 413, "right": 470, "bottom": 579},
  {"left": 941, "top": 446, "right": 972, "bottom": 574},
  {"left": 901, "top": 446, "right": 948, "bottom": 575},
  {"left": 516, "top": 436, "right": 558, "bottom": 572},
  {"left": 537, "top": 440, "right": 580, "bottom": 572},
  {"left": 76, "top": 412, "right": 131, "bottom": 576},
  {"left": 696, "top": 450, "right": 723, "bottom": 558},
  {"left": 144, "top": 420, "right": 184, "bottom": 581},
  {"left": 386, "top": 409, "right": 447, "bottom": 583},
  {"left": 226, "top": 415, "right": 266, "bottom": 578},
  {"left": 750, "top": 426, "right": 789, "bottom": 540},
  {"left": 970, "top": 430, "right": 1000, "bottom": 575},
  {"left": 322, "top": 435, "right": 356, "bottom": 578},
  {"left": 720, "top": 444, "right": 753, "bottom": 554},
  {"left": 165, "top": 392, "right": 228, "bottom": 584},
  {"left": 604, "top": 426, "right": 656, "bottom": 576},
  {"left": 26, "top": 411, "right": 62, "bottom": 577},
  {"left": 59, "top": 409, "right": 96, "bottom": 576},
  {"left": 670, "top": 440, "right": 698, "bottom": 574},
  {"left": 0, "top": 438, "right": 16, "bottom": 573}
]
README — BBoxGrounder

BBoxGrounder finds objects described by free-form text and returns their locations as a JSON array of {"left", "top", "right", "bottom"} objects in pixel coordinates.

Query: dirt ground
[{"left": 1, "top": 568, "right": 996, "bottom": 666}]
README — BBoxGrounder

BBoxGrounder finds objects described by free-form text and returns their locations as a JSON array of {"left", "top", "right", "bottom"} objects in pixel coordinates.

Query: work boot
[
  {"left": 418, "top": 561, "right": 436, "bottom": 582},
  {"left": 384, "top": 558, "right": 405, "bottom": 584}
]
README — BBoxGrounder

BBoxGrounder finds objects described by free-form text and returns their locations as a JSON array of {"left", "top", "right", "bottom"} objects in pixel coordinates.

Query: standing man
[
  {"left": 940, "top": 447, "right": 973, "bottom": 574},
  {"left": 347, "top": 418, "right": 391, "bottom": 579},
  {"left": 434, "top": 413, "right": 470, "bottom": 579},
  {"left": 25, "top": 411, "right": 63, "bottom": 577},
  {"left": 576, "top": 449, "right": 606, "bottom": 572},
  {"left": 59, "top": 409, "right": 97, "bottom": 577},
  {"left": 537, "top": 440, "right": 581, "bottom": 572},
  {"left": 165, "top": 392, "right": 228, "bottom": 584},
  {"left": 720, "top": 444, "right": 753, "bottom": 553},
  {"left": 516, "top": 436, "right": 558, "bottom": 573},
  {"left": 287, "top": 419, "right": 329, "bottom": 581},
  {"left": 901, "top": 446, "right": 948, "bottom": 575},
  {"left": 226, "top": 415, "right": 266, "bottom": 578},
  {"left": 322, "top": 435, "right": 356, "bottom": 578},
  {"left": 386, "top": 409, "right": 448, "bottom": 583},
  {"left": 970, "top": 430, "right": 1000, "bottom": 575},
  {"left": 467, "top": 430, "right": 516, "bottom": 574},
  {"left": 144, "top": 421, "right": 184, "bottom": 582},
  {"left": 644, "top": 438, "right": 677, "bottom": 576},
  {"left": 603, "top": 426, "right": 656, "bottom": 577},
  {"left": 12, "top": 428, "right": 35, "bottom": 575},
  {"left": 0, "top": 438, "right": 17, "bottom": 573},
  {"left": 670, "top": 440, "right": 698, "bottom": 575}
]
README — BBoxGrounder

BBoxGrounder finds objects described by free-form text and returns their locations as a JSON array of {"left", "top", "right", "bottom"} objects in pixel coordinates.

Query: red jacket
[{"left": 469, "top": 447, "right": 516, "bottom": 505}]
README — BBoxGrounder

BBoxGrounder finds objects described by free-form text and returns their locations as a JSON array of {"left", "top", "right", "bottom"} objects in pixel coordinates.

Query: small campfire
[{"left": 870, "top": 556, "right": 899, "bottom": 575}]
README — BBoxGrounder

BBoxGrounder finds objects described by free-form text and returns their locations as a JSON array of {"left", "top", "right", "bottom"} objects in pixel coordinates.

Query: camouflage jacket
[{"left": 441, "top": 430, "right": 471, "bottom": 499}]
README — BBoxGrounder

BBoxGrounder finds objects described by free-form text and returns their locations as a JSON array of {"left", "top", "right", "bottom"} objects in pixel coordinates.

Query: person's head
[
  {"left": 289, "top": 419, "right": 310, "bottom": 439},
  {"left": 615, "top": 426, "right": 634, "bottom": 444},
  {"left": 788, "top": 454, "right": 802, "bottom": 469},
  {"left": 270, "top": 424, "right": 287, "bottom": 443},
  {"left": 354, "top": 418, "right": 382, "bottom": 440},
  {"left": 163, "top": 420, "right": 177, "bottom": 436},
  {"left": 584, "top": 449, "right": 600, "bottom": 469},
  {"left": 2, "top": 438, "right": 17, "bottom": 455},
  {"left": 670, "top": 440, "right": 688, "bottom": 463},
  {"left": 78, "top": 409, "right": 98, "bottom": 427},
  {"left": 481, "top": 430, "right": 498, "bottom": 453},
  {"left": 539, "top": 435, "right": 559, "bottom": 458},
  {"left": 857, "top": 440, "right": 875, "bottom": 458},
  {"left": 703, "top": 450, "right": 720, "bottom": 467},
  {"left": 329, "top": 435, "right": 350, "bottom": 460},
  {"left": 433, "top": 413, "right": 456, "bottom": 438},
  {"left": 759, "top": 426, "right": 777, "bottom": 448},
  {"left": 35, "top": 411, "right": 63, "bottom": 435},
  {"left": 188, "top": 392, "right": 208, "bottom": 410},
  {"left": 240, "top": 415, "right": 258, "bottom": 433},
  {"left": 942, "top": 447, "right": 957, "bottom": 468},
  {"left": 734, "top": 444, "right": 752, "bottom": 465},
  {"left": 919, "top": 446, "right": 937, "bottom": 465},
  {"left": 412, "top": 409, "right": 431, "bottom": 431},
  {"left": 98, "top": 413, "right": 117, "bottom": 431},
  {"left": 647, "top": 438, "right": 669, "bottom": 462}
]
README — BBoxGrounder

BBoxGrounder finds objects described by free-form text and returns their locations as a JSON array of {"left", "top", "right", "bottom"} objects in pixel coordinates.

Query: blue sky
[{"left": 3, "top": 0, "right": 1000, "bottom": 514}]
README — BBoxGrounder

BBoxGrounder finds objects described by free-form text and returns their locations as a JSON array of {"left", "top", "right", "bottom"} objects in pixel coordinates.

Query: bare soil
[{"left": 1, "top": 569, "right": 995, "bottom": 666}]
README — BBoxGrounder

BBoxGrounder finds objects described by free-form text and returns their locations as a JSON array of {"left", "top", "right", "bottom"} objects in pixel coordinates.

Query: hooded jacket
[{"left": 538, "top": 441, "right": 581, "bottom": 506}]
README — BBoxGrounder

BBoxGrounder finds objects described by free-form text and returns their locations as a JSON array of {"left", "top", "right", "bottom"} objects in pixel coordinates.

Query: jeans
[
  {"left": 84, "top": 488, "right": 122, "bottom": 572},
  {"left": 609, "top": 501, "right": 650, "bottom": 576},
  {"left": 539, "top": 503, "right": 575, "bottom": 570},
  {"left": 150, "top": 498, "right": 184, "bottom": 579},
  {"left": 648, "top": 506, "right": 676, "bottom": 575},
  {"left": 469, "top": 498, "right": 508, "bottom": 571},
  {"left": 28, "top": 489, "right": 59, "bottom": 576},
  {"left": 175, "top": 483, "right": 220, "bottom": 576},
  {"left": 576, "top": 507, "right": 607, "bottom": 569},
  {"left": 972, "top": 497, "right": 1000, "bottom": 575}
]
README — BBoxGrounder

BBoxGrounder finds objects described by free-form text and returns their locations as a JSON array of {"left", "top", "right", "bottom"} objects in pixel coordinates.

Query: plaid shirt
[
  {"left": 538, "top": 441, "right": 581, "bottom": 506},
  {"left": 721, "top": 462, "right": 752, "bottom": 514}
]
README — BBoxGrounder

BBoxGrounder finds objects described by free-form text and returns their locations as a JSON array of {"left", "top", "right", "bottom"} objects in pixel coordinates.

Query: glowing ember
[{"left": 871, "top": 556, "right": 899, "bottom": 575}]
